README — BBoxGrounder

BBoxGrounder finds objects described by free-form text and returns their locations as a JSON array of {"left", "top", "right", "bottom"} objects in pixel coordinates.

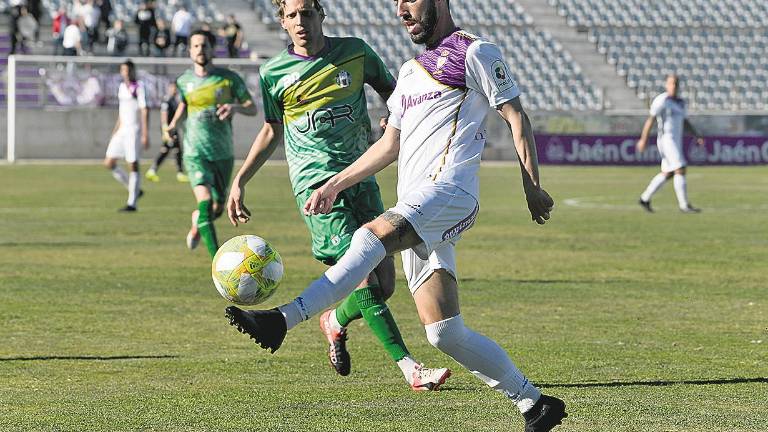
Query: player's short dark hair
[
  {"left": 272, "top": 0, "right": 325, "bottom": 19},
  {"left": 190, "top": 29, "right": 216, "bottom": 47}
]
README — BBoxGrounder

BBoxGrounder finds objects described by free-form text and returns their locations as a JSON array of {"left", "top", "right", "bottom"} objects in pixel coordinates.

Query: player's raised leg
[{"left": 225, "top": 213, "right": 418, "bottom": 352}]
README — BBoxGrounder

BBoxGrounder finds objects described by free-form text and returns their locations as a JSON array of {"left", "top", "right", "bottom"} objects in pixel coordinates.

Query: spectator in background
[
  {"left": 51, "top": 6, "right": 68, "bottom": 55},
  {"left": 97, "top": 0, "right": 112, "bottom": 40},
  {"left": 106, "top": 19, "right": 128, "bottom": 56},
  {"left": 220, "top": 14, "right": 243, "bottom": 58},
  {"left": 135, "top": 1, "right": 156, "bottom": 56},
  {"left": 8, "top": 0, "right": 27, "bottom": 55},
  {"left": 62, "top": 17, "right": 83, "bottom": 56},
  {"left": 171, "top": 5, "right": 193, "bottom": 56},
  {"left": 153, "top": 18, "right": 171, "bottom": 57},
  {"left": 27, "top": 0, "right": 42, "bottom": 46},
  {"left": 81, "top": 0, "right": 101, "bottom": 54}
]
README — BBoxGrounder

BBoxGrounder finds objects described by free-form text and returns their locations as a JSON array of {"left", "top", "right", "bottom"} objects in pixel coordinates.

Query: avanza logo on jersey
[{"left": 401, "top": 91, "right": 442, "bottom": 113}]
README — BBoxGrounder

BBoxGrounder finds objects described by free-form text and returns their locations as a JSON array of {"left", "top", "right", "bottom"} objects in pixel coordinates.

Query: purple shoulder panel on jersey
[{"left": 415, "top": 29, "right": 477, "bottom": 88}]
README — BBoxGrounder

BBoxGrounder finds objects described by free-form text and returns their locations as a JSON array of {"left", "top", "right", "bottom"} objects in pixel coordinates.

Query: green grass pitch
[{"left": 0, "top": 163, "right": 765, "bottom": 431}]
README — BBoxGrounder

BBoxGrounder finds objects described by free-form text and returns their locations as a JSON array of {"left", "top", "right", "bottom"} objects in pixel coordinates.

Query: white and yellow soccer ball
[{"left": 212, "top": 235, "right": 284, "bottom": 305}]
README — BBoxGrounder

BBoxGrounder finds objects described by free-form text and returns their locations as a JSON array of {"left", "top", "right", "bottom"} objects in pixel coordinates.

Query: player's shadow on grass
[
  {"left": 0, "top": 355, "right": 178, "bottom": 362},
  {"left": 538, "top": 377, "right": 767, "bottom": 388}
]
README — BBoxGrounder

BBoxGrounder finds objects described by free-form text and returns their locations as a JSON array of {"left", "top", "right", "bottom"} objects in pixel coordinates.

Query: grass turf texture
[{"left": 0, "top": 163, "right": 766, "bottom": 432}]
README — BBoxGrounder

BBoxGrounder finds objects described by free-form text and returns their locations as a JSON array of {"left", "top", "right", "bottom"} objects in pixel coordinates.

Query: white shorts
[
  {"left": 390, "top": 182, "right": 478, "bottom": 293},
  {"left": 106, "top": 127, "right": 141, "bottom": 163},
  {"left": 658, "top": 137, "right": 686, "bottom": 172}
]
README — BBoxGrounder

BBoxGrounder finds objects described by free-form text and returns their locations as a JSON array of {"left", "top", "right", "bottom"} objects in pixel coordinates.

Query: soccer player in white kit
[
  {"left": 224, "top": 0, "right": 566, "bottom": 430},
  {"left": 637, "top": 74, "right": 705, "bottom": 213},
  {"left": 104, "top": 59, "right": 149, "bottom": 212}
]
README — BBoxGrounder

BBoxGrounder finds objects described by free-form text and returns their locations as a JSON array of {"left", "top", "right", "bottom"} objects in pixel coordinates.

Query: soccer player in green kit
[
  {"left": 168, "top": 29, "right": 257, "bottom": 258},
  {"left": 226, "top": 0, "right": 451, "bottom": 390}
]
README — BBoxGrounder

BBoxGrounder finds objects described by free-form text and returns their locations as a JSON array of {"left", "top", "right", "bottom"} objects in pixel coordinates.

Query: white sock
[
  {"left": 127, "top": 172, "right": 140, "bottom": 207},
  {"left": 278, "top": 228, "right": 386, "bottom": 330},
  {"left": 673, "top": 174, "right": 689, "bottom": 209},
  {"left": 111, "top": 166, "right": 129, "bottom": 188},
  {"left": 425, "top": 315, "right": 541, "bottom": 413},
  {"left": 397, "top": 356, "right": 419, "bottom": 384},
  {"left": 640, "top": 173, "right": 668, "bottom": 202},
  {"left": 329, "top": 309, "right": 344, "bottom": 332}
]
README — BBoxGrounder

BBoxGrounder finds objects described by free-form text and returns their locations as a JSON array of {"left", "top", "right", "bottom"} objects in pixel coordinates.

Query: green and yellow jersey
[
  {"left": 177, "top": 67, "right": 252, "bottom": 161},
  {"left": 259, "top": 37, "right": 395, "bottom": 196}
]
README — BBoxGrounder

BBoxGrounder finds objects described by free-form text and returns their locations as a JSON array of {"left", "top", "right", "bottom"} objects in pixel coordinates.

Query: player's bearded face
[
  {"left": 400, "top": 0, "right": 438, "bottom": 45},
  {"left": 189, "top": 36, "right": 212, "bottom": 66}
]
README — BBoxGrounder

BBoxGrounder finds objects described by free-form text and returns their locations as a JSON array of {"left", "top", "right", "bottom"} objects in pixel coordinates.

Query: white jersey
[
  {"left": 387, "top": 30, "right": 520, "bottom": 200},
  {"left": 650, "top": 92, "right": 687, "bottom": 146},
  {"left": 117, "top": 81, "right": 147, "bottom": 130}
]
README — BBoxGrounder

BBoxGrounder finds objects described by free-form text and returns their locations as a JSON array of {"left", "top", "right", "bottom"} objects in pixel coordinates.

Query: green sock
[
  {"left": 355, "top": 286, "right": 410, "bottom": 362},
  {"left": 197, "top": 199, "right": 218, "bottom": 259},
  {"left": 334, "top": 293, "right": 363, "bottom": 327}
]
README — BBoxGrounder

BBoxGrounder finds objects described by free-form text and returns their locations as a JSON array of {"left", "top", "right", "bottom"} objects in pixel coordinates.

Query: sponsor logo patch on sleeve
[{"left": 491, "top": 59, "right": 516, "bottom": 92}]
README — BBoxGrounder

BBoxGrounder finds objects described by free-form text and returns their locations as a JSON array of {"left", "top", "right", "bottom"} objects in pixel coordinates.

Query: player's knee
[{"left": 425, "top": 315, "right": 467, "bottom": 352}]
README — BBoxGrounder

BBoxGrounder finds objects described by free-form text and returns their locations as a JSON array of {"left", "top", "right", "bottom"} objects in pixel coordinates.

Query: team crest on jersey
[
  {"left": 436, "top": 50, "right": 450, "bottom": 72},
  {"left": 335, "top": 70, "right": 352, "bottom": 88},
  {"left": 186, "top": 82, "right": 195, "bottom": 93},
  {"left": 491, "top": 59, "right": 516, "bottom": 92},
  {"left": 214, "top": 87, "right": 225, "bottom": 102}
]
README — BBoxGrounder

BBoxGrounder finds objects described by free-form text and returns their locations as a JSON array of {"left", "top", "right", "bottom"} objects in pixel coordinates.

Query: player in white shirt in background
[
  {"left": 104, "top": 60, "right": 149, "bottom": 212},
  {"left": 224, "top": 0, "right": 566, "bottom": 430},
  {"left": 637, "top": 74, "right": 705, "bottom": 213}
]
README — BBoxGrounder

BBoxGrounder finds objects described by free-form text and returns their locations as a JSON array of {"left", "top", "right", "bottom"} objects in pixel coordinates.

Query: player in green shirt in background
[
  {"left": 168, "top": 29, "right": 257, "bottom": 258},
  {"left": 226, "top": 0, "right": 451, "bottom": 391}
]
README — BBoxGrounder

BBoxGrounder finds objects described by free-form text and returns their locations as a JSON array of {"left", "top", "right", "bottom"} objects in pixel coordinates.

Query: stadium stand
[
  {"left": 551, "top": 0, "right": 768, "bottom": 110},
  {"left": 251, "top": 0, "right": 605, "bottom": 111}
]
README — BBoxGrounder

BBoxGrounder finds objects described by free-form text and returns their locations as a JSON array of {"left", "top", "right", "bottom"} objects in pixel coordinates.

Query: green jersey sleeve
[
  {"left": 363, "top": 41, "right": 396, "bottom": 95},
  {"left": 231, "top": 71, "right": 253, "bottom": 104},
  {"left": 259, "top": 72, "right": 282, "bottom": 124}
]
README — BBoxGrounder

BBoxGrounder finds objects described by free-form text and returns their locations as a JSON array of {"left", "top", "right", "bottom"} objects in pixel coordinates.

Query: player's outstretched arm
[
  {"left": 637, "top": 115, "right": 655, "bottom": 152},
  {"left": 227, "top": 122, "right": 283, "bottom": 226},
  {"left": 498, "top": 98, "right": 554, "bottom": 225},
  {"left": 304, "top": 125, "right": 401, "bottom": 216}
]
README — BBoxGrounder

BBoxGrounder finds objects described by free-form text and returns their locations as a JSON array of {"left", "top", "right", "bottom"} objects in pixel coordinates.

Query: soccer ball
[{"left": 212, "top": 235, "right": 284, "bottom": 305}]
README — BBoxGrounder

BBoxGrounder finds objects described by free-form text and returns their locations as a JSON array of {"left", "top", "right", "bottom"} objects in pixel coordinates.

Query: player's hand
[
  {"left": 227, "top": 185, "right": 251, "bottom": 226},
  {"left": 303, "top": 183, "right": 338, "bottom": 216},
  {"left": 162, "top": 125, "right": 172, "bottom": 142},
  {"left": 216, "top": 104, "right": 234, "bottom": 121},
  {"left": 636, "top": 139, "right": 647, "bottom": 153},
  {"left": 524, "top": 185, "right": 554, "bottom": 225},
  {"left": 696, "top": 136, "right": 705, "bottom": 146},
  {"left": 379, "top": 116, "right": 388, "bottom": 131}
]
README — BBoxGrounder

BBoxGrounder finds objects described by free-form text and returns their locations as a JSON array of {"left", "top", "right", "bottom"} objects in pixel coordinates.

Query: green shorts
[
  {"left": 184, "top": 156, "right": 234, "bottom": 206},
  {"left": 296, "top": 181, "right": 385, "bottom": 265}
]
